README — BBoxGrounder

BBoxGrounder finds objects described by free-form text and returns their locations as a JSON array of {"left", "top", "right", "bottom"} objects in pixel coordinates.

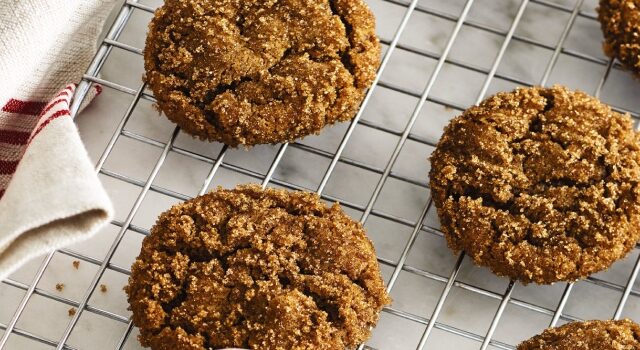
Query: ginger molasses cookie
[
  {"left": 429, "top": 85, "right": 640, "bottom": 284},
  {"left": 125, "top": 184, "right": 390, "bottom": 350},
  {"left": 598, "top": 0, "right": 640, "bottom": 76},
  {"left": 518, "top": 319, "right": 640, "bottom": 349},
  {"left": 144, "top": 0, "right": 380, "bottom": 147}
]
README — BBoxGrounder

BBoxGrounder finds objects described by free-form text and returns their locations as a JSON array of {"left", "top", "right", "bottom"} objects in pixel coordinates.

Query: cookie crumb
[
  {"left": 55, "top": 283, "right": 64, "bottom": 292},
  {"left": 100, "top": 284, "right": 107, "bottom": 293},
  {"left": 72, "top": 260, "right": 80, "bottom": 269},
  {"left": 68, "top": 308, "right": 76, "bottom": 317}
]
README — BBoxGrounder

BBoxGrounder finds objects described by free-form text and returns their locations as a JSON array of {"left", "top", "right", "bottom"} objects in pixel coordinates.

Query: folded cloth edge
[
  {"left": 0, "top": 209, "right": 111, "bottom": 281},
  {"left": 0, "top": 85, "right": 114, "bottom": 281}
]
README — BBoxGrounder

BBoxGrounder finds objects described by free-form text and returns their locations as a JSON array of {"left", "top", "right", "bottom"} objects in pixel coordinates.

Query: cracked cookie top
[
  {"left": 598, "top": 0, "right": 640, "bottom": 77},
  {"left": 144, "top": 0, "right": 380, "bottom": 146},
  {"left": 429, "top": 85, "right": 640, "bottom": 284},
  {"left": 125, "top": 184, "right": 390, "bottom": 350},
  {"left": 517, "top": 319, "right": 640, "bottom": 349}
]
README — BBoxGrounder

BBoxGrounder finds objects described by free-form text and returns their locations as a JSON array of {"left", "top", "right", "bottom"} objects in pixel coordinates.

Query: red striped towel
[
  {"left": 0, "top": 1, "right": 115, "bottom": 280},
  {"left": 0, "top": 99, "right": 50, "bottom": 198},
  {"left": 0, "top": 86, "right": 91, "bottom": 196}
]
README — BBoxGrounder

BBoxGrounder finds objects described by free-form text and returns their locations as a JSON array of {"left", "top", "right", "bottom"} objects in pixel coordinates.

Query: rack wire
[{"left": 1, "top": 0, "right": 640, "bottom": 349}]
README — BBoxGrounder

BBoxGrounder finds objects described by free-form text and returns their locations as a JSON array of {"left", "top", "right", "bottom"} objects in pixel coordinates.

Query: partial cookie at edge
[
  {"left": 517, "top": 319, "right": 640, "bottom": 349},
  {"left": 598, "top": 0, "right": 640, "bottom": 76}
]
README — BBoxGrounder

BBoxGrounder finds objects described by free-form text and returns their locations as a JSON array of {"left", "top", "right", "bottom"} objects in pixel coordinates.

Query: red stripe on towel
[
  {"left": 1, "top": 99, "right": 47, "bottom": 116},
  {"left": 0, "top": 160, "right": 19, "bottom": 175},
  {"left": 38, "top": 98, "right": 68, "bottom": 117},
  {"left": 0, "top": 130, "right": 30, "bottom": 145},
  {"left": 31, "top": 110, "right": 71, "bottom": 140}
]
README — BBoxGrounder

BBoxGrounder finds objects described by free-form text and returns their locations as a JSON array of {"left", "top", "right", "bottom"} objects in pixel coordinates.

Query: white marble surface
[{"left": 2, "top": 0, "right": 640, "bottom": 349}]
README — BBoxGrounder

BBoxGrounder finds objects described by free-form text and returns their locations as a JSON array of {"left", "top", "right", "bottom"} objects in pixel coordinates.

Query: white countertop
[{"left": 2, "top": 0, "right": 640, "bottom": 349}]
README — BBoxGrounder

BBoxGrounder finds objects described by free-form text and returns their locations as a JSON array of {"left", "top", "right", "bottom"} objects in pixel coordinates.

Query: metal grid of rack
[{"left": 1, "top": 0, "right": 640, "bottom": 349}]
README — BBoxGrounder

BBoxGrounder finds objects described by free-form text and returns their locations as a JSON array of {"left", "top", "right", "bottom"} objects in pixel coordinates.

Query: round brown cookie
[
  {"left": 125, "top": 184, "right": 390, "bottom": 350},
  {"left": 429, "top": 85, "right": 640, "bottom": 284},
  {"left": 598, "top": 0, "right": 640, "bottom": 77},
  {"left": 518, "top": 319, "right": 640, "bottom": 349},
  {"left": 144, "top": 0, "right": 380, "bottom": 147}
]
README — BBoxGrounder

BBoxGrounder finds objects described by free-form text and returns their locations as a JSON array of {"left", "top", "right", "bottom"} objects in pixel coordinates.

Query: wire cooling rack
[{"left": 2, "top": 0, "right": 640, "bottom": 349}]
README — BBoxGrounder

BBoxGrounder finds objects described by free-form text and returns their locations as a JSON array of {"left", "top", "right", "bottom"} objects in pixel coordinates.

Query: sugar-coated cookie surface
[
  {"left": 144, "top": 0, "right": 380, "bottom": 146},
  {"left": 598, "top": 0, "right": 640, "bottom": 77},
  {"left": 518, "top": 319, "right": 640, "bottom": 349},
  {"left": 126, "top": 184, "right": 390, "bottom": 350},
  {"left": 429, "top": 85, "right": 640, "bottom": 284}
]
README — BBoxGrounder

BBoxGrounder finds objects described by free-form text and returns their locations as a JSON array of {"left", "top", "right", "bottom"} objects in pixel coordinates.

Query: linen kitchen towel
[{"left": 0, "top": 0, "right": 117, "bottom": 280}]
